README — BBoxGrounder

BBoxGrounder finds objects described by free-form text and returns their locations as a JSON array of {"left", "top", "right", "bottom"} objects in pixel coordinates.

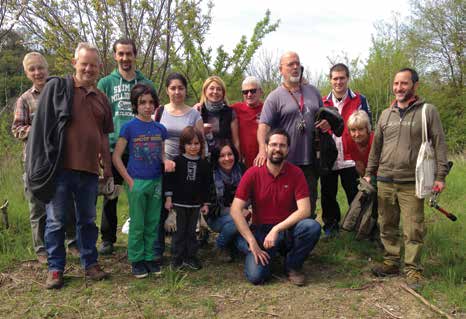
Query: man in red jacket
[
  {"left": 231, "top": 76, "right": 263, "bottom": 168},
  {"left": 321, "top": 63, "right": 371, "bottom": 238}
]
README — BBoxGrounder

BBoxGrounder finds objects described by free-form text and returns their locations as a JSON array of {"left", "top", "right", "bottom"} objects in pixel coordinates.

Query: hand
[
  {"left": 193, "top": 102, "right": 203, "bottom": 112},
  {"left": 433, "top": 181, "right": 445, "bottom": 193},
  {"left": 164, "top": 209, "right": 177, "bottom": 232},
  {"left": 241, "top": 208, "right": 251, "bottom": 218},
  {"left": 263, "top": 228, "right": 279, "bottom": 249},
  {"left": 200, "top": 204, "right": 209, "bottom": 215},
  {"left": 127, "top": 178, "right": 134, "bottom": 191},
  {"left": 363, "top": 176, "right": 371, "bottom": 184},
  {"left": 164, "top": 159, "right": 176, "bottom": 172},
  {"left": 248, "top": 240, "right": 270, "bottom": 266},
  {"left": 315, "top": 119, "right": 330, "bottom": 132},
  {"left": 253, "top": 150, "right": 267, "bottom": 167},
  {"left": 164, "top": 197, "right": 173, "bottom": 211}
]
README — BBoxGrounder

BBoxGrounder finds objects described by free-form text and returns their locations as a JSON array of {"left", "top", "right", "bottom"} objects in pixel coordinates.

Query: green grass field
[{"left": 0, "top": 150, "right": 464, "bottom": 317}]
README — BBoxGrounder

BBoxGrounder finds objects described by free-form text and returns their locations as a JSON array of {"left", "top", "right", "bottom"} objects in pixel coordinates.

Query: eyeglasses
[{"left": 242, "top": 88, "right": 257, "bottom": 95}]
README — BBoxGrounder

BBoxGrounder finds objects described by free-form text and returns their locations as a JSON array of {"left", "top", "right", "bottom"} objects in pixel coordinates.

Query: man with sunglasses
[{"left": 231, "top": 76, "right": 264, "bottom": 168}]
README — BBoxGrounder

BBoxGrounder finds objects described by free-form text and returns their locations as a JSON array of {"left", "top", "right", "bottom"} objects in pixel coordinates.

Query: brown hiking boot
[
  {"left": 85, "top": 264, "right": 109, "bottom": 281},
  {"left": 46, "top": 271, "right": 64, "bottom": 289},
  {"left": 371, "top": 262, "right": 400, "bottom": 277},
  {"left": 214, "top": 247, "right": 233, "bottom": 263},
  {"left": 287, "top": 269, "right": 306, "bottom": 286},
  {"left": 37, "top": 254, "right": 48, "bottom": 265},
  {"left": 405, "top": 269, "right": 425, "bottom": 290}
]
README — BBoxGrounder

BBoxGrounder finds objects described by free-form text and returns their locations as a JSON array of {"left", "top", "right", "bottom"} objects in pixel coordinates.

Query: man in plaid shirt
[{"left": 12, "top": 52, "right": 77, "bottom": 264}]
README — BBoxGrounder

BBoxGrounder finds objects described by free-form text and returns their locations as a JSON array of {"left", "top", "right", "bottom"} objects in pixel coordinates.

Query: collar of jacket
[{"left": 323, "top": 88, "right": 356, "bottom": 106}]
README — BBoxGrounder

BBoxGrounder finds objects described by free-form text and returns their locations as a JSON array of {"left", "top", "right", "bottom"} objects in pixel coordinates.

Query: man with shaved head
[{"left": 255, "top": 51, "right": 329, "bottom": 218}]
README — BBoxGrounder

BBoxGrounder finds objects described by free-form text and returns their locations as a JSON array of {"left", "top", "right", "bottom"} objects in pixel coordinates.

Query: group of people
[{"left": 13, "top": 38, "right": 449, "bottom": 290}]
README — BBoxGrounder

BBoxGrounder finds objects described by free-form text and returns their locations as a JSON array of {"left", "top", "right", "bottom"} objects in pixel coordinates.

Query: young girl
[
  {"left": 164, "top": 126, "right": 211, "bottom": 270},
  {"left": 112, "top": 83, "right": 168, "bottom": 278}
]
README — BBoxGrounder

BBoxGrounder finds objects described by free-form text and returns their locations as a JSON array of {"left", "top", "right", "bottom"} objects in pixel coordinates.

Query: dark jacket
[
  {"left": 313, "top": 106, "right": 343, "bottom": 176},
  {"left": 26, "top": 76, "right": 74, "bottom": 203},
  {"left": 342, "top": 177, "right": 377, "bottom": 240}
]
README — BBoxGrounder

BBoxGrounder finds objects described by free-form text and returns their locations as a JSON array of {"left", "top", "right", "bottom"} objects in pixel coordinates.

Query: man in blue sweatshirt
[{"left": 97, "top": 38, "right": 155, "bottom": 255}]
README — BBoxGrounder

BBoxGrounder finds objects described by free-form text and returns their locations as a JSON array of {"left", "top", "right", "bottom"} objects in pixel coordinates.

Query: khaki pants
[{"left": 377, "top": 181, "right": 425, "bottom": 271}]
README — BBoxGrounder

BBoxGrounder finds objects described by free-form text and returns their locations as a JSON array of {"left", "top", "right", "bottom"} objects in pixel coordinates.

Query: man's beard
[
  {"left": 268, "top": 151, "right": 286, "bottom": 164},
  {"left": 289, "top": 75, "right": 300, "bottom": 83}
]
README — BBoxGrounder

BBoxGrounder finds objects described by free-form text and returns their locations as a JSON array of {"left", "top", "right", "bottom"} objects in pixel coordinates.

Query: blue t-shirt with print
[{"left": 120, "top": 118, "right": 168, "bottom": 179}]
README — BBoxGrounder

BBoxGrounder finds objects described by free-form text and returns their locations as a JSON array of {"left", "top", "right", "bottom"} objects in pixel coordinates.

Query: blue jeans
[
  {"left": 45, "top": 169, "right": 99, "bottom": 271},
  {"left": 207, "top": 213, "right": 238, "bottom": 249},
  {"left": 236, "top": 219, "right": 321, "bottom": 285}
]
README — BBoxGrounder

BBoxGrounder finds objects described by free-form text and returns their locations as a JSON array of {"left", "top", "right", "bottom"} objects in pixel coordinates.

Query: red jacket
[{"left": 323, "top": 89, "right": 371, "bottom": 160}]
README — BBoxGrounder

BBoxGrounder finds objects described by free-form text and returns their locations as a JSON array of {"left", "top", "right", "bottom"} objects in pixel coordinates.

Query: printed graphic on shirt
[
  {"left": 112, "top": 83, "right": 133, "bottom": 117},
  {"left": 186, "top": 161, "right": 197, "bottom": 181},
  {"left": 132, "top": 134, "right": 163, "bottom": 164}
]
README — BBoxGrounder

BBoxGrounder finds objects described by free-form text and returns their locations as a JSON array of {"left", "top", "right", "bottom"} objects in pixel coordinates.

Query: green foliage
[{"left": 170, "top": 8, "right": 279, "bottom": 104}]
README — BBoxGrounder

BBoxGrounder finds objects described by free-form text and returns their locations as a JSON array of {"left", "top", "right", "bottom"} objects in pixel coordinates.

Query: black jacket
[
  {"left": 26, "top": 76, "right": 74, "bottom": 203},
  {"left": 313, "top": 106, "right": 343, "bottom": 176}
]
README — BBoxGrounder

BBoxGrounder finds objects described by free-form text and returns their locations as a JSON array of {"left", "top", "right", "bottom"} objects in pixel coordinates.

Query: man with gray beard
[{"left": 255, "top": 51, "right": 330, "bottom": 218}]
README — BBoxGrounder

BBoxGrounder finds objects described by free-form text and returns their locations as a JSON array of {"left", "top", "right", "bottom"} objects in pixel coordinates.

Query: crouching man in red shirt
[{"left": 230, "top": 128, "right": 321, "bottom": 286}]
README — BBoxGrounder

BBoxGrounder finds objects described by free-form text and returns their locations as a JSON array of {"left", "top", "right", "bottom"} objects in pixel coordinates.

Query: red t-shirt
[
  {"left": 349, "top": 132, "right": 374, "bottom": 168},
  {"left": 235, "top": 161, "right": 309, "bottom": 225},
  {"left": 231, "top": 101, "right": 263, "bottom": 168}
]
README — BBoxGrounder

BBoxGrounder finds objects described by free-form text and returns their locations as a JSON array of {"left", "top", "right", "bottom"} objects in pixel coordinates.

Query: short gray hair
[
  {"left": 347, "top": 110, "right": 371, "bottom": 132},
  {"left": 74, "top": 42, "right": 100, "bottom": 62},
  {"left": 242, "top": 76, "right": 261, "bottom": 89}
]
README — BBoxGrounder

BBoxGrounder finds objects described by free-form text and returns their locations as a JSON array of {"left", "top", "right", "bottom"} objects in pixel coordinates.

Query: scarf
[
  {"left": 213, "top": 163, "right": 242, "bottom": 206},
  {"left": 205, "top": 100, "right": 225, "bottom": 112}
]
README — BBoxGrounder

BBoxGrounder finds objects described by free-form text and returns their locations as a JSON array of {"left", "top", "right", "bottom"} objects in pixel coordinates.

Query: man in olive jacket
[{"left": 365, "top": 68, "right": 448, "bottom": 289}]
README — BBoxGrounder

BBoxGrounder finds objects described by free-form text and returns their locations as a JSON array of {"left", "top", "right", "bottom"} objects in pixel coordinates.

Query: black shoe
[
  {"left": 99, "top": 241, "right": 114, "bottom": 255},
  {"left": 371, "top": 263, "right": 400, "bottom": 277},
  {"left": 171, "top": 258, "right": 184, "bottom": 270},
  {"left": 183, "top": 257, "right": 202, "bottom": 270},
  {"left": 145, "top": 260, "right": 162, "bottom": 275},
  {"left": 132, "top": 261, "right": 148, "bottom": 278}
]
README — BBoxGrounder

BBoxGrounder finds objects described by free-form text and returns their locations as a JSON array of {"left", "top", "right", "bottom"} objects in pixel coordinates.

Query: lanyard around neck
[{"left": 284, "top": 84, "right": 304, "bottom": 113}]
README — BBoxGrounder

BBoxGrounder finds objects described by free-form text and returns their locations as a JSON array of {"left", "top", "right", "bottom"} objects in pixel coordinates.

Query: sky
[{"left": 204, "top": 0, "right": 411, "bottom": 76}]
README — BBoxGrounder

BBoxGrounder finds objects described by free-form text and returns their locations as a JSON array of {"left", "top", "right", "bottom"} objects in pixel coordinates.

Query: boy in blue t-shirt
[{"left": 112, "top": 83, "right": 169, "bottom": 278}]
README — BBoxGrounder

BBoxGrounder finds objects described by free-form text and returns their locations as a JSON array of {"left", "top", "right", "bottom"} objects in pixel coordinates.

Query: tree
[
  {"left": 0, "top": 0, "right": 26, "bottom": 42},
  {"left": 409, "top": 0, "right": 465, "bottom": 89}
]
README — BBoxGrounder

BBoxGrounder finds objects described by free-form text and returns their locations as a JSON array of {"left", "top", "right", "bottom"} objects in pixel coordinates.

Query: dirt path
[{"left": 0, "top": 249, "right": 455, "bottom": 319}]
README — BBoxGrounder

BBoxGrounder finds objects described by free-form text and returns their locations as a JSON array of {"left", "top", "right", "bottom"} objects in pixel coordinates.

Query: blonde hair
[
  {"left": 347, "top": 110, "right": 371, "bottom": 132},
  {"left": 23, "top": 52, "right": 48, "bottom": 70},
  {"left": 74, "top": 42, "right": 100, "bottom": 62},
  {"left": 200, "top": 75, "right": 229, "bottom": 105}
]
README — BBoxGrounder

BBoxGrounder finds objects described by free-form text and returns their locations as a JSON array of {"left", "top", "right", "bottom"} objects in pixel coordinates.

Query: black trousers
[
  {"left": 321, "top": 166, "right": 359, "bottom": 231},
  {"left": 100, "top": 153, "right": 128, "bottom": 244},
  {"left": 171, "top": 206, "right": 200, "bottom": 261}
]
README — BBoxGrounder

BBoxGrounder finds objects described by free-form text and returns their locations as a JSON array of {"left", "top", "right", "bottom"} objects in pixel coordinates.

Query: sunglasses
[{"left": 242, "top": 88, "right": 257, "bottom": 95}]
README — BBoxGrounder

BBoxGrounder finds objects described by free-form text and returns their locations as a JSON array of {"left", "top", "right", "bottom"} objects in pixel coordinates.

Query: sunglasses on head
[{"left": 242, "top": 88, "right": 257, "bottom": 95}]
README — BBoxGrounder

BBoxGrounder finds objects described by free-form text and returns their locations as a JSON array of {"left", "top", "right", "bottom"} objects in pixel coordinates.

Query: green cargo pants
[
  {"left": 126, "top": 178, "right": 162, "bottom": 263},
  {"left": 377, "top": 181, "right": 425, "bottom": 271}
]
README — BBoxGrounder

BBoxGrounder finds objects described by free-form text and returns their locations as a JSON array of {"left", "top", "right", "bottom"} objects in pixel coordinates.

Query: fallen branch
[
  {"left": 400, "top": 283, "right": 453, "bottom": 319},
  {"left": 374, "top": 303, "right": 402, "bottom": 319}
]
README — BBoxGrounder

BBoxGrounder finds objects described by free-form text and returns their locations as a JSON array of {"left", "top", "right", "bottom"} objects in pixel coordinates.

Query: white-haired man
[
  {"left": 27, "top": 43, "right": 113, "bottom": 289},
  {"left": 12, "top": 52, "right": 79, "bottom": 265},
  {"left": 231, "top": 76, "right": 264, "bottom": 168}
]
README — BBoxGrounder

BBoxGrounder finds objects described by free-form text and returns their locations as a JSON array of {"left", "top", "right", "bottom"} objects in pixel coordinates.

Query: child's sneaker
[
  {"left": 183, "top": 257, "right": 202, "bottom": 270},
  {"left": 145, "top": 260, "right": 162, "bottom": 275},
  {"left": 132, "top": 261, "right": 148, "bottom": 278}
]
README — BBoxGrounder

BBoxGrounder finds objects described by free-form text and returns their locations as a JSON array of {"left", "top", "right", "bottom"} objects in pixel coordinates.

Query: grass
[{"left": 0, "top": 147, "right": 465, "bottom": 316}]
